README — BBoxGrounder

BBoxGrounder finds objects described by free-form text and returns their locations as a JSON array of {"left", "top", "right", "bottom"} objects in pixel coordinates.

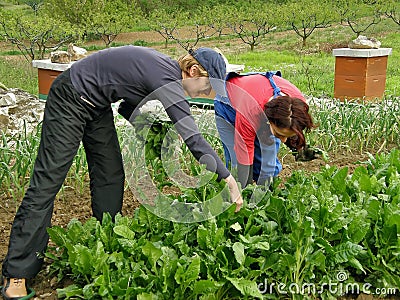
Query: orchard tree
[
  {"left": 334, "top": 0, "right": 382, "bottom": 37},
  {"left": 183, "top": 13, "right": 219, "bottom": 49},
  {"left": 90, "top": 1, "right": 133, "bottom": 47},
  {"left": 378, "top": 0, "right": 400, "bottom": 26},
  {"left": 149, "top": 8, "right": 187, "bottom": 48},
  {"left": 42, "top": 0, "right": 95, "bottom": 29},
  {"left": 0, "top": 9, "right": 77, "bottom": 60},
  {"left": 20, "top": 0, "right": 43, "bottom": 15},
  {"left": 282, "top": 0, "right": 334, "bottom": 47},
  {"left": 153, "top": 9, "right": 216, "bottom": 51},
  {"left": 226, "top": 1, "right": 278, "bottom": 51},
  {"left": 43, "top": 0, "right": 136, "bottom": 44},
  {"left": 198, "top": 4, "right": 229, "bottom": 39}
]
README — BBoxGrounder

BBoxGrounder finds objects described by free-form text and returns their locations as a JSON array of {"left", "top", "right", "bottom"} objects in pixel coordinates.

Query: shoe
[{"left": 1, "top": 277, "right": 35, "bottom": 300}]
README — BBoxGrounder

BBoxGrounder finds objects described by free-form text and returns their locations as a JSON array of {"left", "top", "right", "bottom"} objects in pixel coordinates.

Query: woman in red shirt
[{"left": 214, "top": 71, "right": 315, "bottom": 188}]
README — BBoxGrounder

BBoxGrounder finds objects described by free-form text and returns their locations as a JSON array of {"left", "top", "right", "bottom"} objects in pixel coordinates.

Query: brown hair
[
  {"left": 177, "top": 53, "right": 208, "bottom": 77},
  {"left": 264, "top": 96, "right": 315, "bottom": 150}
]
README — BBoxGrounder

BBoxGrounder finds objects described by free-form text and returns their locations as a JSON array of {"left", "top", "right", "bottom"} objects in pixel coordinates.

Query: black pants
[{"left": 2, "top": 69, "right": 125, "bottom": 279}]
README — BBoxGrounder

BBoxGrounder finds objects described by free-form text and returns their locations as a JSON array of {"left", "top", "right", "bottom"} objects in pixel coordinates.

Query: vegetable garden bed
[{"left": 44, "top": 148, "right": 400, "bottom": 299}]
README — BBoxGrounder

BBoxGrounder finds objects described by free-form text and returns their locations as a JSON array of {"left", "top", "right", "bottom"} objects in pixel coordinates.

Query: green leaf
[
  {"left": 239, "top": 235, "right": 269, "bottom": 252},
  {"left": 197, "top": 225, "right": 208, "bottom": 249},
  {"left": 137, "top": 293, "right": 160, "bottom": 300},
  {"left": 213, "top": 227, "right": 226, "bottom": 249},
  {"left": 174, "top": 255, "right": 200, "bottom": 288},
  {"left": 309, "top": 249, "right": 326, "bottom": 270},
  {"left": 56, "top": 284, "right": 83, "bottom": 299},
  {"left": 230, "top": 222, "right": 242, "bottom": 231},
  {"left": 101, "top": 213, "right": 113, "bottom": 227},
  {"left": 113, "top": 225, "right": 136, "bottom": 240},
  {"left": 92, "top": 241, "right": 108, "bottom": 275},
  {"left": 70, "top": 244, "right": 93, "bottom": 276},
  {"left": 82, "top": 283, "right": 97, "bottom": 299},
  {"left": 366, "top": 199, "right": 381, "bottom": 221},
  {"left": 279, "top": 253, "right": 296, "bottom": 270},
  {"left": 172, "top": 223, "right": 195, "bottom": 244},
  {"left": 159, "top": 247, "right": 178, "bottom": 290},
  {"left": 227, "top": 277, "right": 263, "bottom": 298},
  {"left": 66, "top": 219, "right": 86, "bottom": 243},
  {"left": 349, "top": 257, "right": 366, "bottom": 274},
  {"left": 333, "top": 241, "right": 363, "bottom": 264},
  {"left": 232, "top": 242, "right": 245, "bottom": 265},
  {"left": 381, "top": 224, "right": 398, "bottom": 246},
  {"left": 264, "top": 196, "right": 285, "bottom": 227},
  {"left": 332, "top": 167, "right": 348, "bottom": 193},
  {"left": 252, "top": 241, "right": 270, "bottom": 251},
  {"left": 386, "top": 208, "right": 400, "bottom": 229},
  {"left": 117, "top": 238, "right": 137, "bottom": 253},
  {"left": 185, "top": 255, "right": 201, "bottom": 282},
  {"left": 142, "top": 241, "right": 163, "bottom": 271},
  {"left": 263, "top": 220, "right": 278, "bottom": 234},
  {"left": 47, "top": 226, "right": 68, "bottom": 247},
  {"left": 347, "top": 209, "right": 369, "bottom": 244},
  {"left": 193, "top": 279, "right": 223, "bottom": 295},
  {"left": 196, "top": 221, "right": 225, "bottom": 250},
  {"left": 359, "top": 173, "right": 373, "bottom": 193}
]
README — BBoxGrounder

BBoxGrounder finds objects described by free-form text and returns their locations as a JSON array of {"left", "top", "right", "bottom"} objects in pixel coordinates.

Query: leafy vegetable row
[{"left": 46, "top": 149, "right": 400, "bottom": 299}]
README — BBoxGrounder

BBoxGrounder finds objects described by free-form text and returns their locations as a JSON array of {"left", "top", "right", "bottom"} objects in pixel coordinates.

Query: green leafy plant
[{"left": 46, "top": 149, "right": 400, "bottom": 299}]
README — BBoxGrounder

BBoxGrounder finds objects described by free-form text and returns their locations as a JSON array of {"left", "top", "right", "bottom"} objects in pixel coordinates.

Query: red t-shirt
[{"left": 226, "top": 74, "right": 305, "bottom": 165}]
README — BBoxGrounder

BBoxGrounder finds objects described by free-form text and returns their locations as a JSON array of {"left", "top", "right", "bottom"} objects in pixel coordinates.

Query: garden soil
[{"left": 0, "top": 31, "right": 398, "bottom": 299}]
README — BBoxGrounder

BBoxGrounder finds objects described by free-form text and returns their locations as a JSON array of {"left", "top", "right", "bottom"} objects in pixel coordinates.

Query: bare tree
[
  {"left": 335, "top": 0, "right": 382, "bottom": 37},
  {"left": 283, "top": 0, "right": 333, "bottom": 47},
  {"left": 153, "top": 10, "right": 217, "bottom": 51},
  {"left": 226, "top": 2, "right": 277, "bottom": 51},
  {"left": 168, "top": 23, "right": 217, "bottom": 51},
  {"left": 93, "top": 21, "right": 125, "bottom": 48},
  {"left": 90, "top": 1, "right": 132, "bottom": 47},
  {"left": 0, "top": 10, "right": 76, "bottom": 61},
  {"left": 198, "top": 4, "right": 229, "bottom": 39},
  {"left": 150, "top": 9, "right": 185, "bottom": 48},
  {"left": 379, "top": 0, "right": 400, "bottom": 26}
]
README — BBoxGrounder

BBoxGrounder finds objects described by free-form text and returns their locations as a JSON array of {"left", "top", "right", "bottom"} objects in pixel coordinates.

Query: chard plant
[{"left": 45, "top": 149, "right": 400, "bottom": 299}]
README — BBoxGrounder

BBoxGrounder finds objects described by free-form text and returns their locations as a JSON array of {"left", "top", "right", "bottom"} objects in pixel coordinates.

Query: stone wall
[{"left": 0, "top": 87, "right": 45, "bottom": 136}]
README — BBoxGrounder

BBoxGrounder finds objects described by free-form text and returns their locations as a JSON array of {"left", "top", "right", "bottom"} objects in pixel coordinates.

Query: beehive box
[
  {"left": 32, "top": 59, "right": 73, "bottom": 100},
  {"left": 332, "top": 48, "right": 392, "bottom": 101}
]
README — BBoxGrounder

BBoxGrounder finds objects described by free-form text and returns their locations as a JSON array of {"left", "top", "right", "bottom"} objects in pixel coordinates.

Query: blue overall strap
[
  {"left": 223, "top": 70, "right": 283, "bottom": 98},
  {"left": 264, "top": 71, "right": 282, "bottom": 98}
]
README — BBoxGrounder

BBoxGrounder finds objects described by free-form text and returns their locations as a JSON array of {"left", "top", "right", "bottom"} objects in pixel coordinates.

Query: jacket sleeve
[{"left": 154, "top": 83, "right": 230, "bottom": 180}]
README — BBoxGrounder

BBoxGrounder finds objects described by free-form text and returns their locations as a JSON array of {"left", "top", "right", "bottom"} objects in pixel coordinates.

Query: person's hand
[
  {"left": 294, "top": 145, "right": 327, "bottom": 162},
  {"left": 224, "top": 174, "right": 243, "bottom": 212}
]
